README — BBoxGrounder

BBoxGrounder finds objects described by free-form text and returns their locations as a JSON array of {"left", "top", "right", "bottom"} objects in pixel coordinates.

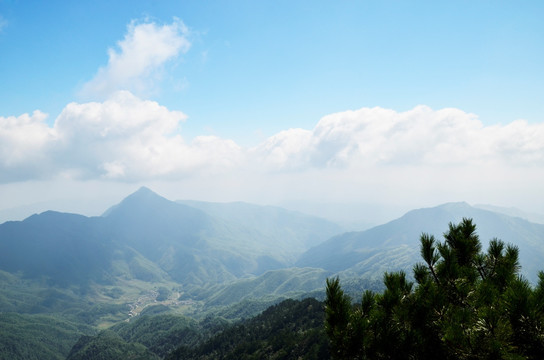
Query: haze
[{"left": 1, "top": 1, "right": 543, "bottom": 225}]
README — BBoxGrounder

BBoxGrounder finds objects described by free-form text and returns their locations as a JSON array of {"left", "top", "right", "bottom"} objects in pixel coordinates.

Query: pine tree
[{"left": 325, "top": 218, "right": 544, "bottom": 359}]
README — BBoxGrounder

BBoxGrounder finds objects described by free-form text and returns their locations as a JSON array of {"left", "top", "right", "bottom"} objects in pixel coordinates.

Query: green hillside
[
  {"left": 0, "top": 313, "right": 94, "bottom": 360},
  {"left": 297, "top": 202, "right": 544, "bottom": 283},
  {"left": 167, "top": 297, "right": 329, "bottom": 360},
  {"left": 66, "top": 330, "right": 159, "bottom": 360}
]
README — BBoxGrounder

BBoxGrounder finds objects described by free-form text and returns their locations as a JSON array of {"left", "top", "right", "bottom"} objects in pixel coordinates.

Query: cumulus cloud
[
  {"left": 253, "top": 128, "right": 313, "bottom": 169},
  {"left": 0, "top": 91, "right": 244, "bottom": 181},
  {"left": 0, "top": 111, "right": 56, "bottom": 181},
  {"left": 254, "top": 105, "right": 544, "bottom": 170},
  {"left": 53, "top": 91, "right": 245, "bottom": 180},
  {"left": 80, "top": 18, "right": 190, "bottom": 99},
  {"left": 1, "top": 99, "right": 543, "bottom": 218}
]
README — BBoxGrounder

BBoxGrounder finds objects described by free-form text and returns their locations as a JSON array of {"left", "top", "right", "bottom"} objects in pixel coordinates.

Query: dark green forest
[
  {"left": 63, "top": 298, "right": 329, "bottom": 360},
  {"left": 167, "top": 297, "right": 328, "bottom": 360}
]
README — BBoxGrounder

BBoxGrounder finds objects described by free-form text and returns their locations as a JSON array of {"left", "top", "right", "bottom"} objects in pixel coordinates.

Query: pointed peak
[
  {"left": 121, "top": 186, "right": 168, "bottom": 204},
  {"left": 102, "top": 187, "right": 170, "bottom": 217},
  {"left": 134, "top": 186, "right": 154, "bottom": 195},
  {"left": 125, "top": 186, "right": 164, "bottom": 200}
]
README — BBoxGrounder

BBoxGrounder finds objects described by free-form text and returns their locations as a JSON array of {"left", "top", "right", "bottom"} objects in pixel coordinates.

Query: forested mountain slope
[
  {"left": 297, "top": 202, "right": 544, "bottom": 283},
  {"left": 167, "top": 297, "right": 329, "bottom": 360}
]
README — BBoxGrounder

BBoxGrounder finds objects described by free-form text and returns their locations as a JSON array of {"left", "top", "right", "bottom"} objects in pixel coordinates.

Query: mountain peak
[
  {"left": 127, "top": 186, "right": 159, "bottom": 200},
  {"left": 102, "top": 187, "right": 167, "bottom": 217},
  {"left": 134, "top": 186, "right": 154, "bottom": 195},
  {"left": 436, "top": 201, "right": 472, "bottom": 211}
]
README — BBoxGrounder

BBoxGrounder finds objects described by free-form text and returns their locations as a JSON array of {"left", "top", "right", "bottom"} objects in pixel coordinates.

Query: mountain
[
  {"left": 103, "top": 187, "right": 252, "bottom": 285},
  {"left": 0, "top": 187, "right": 345, "bottom": 290},
  {"left": 297, "top": 202, "right": 544, "bottom": 283},
  {"left": 66, "top": 330, "right": 159, "bottom": 360},
  {"left": 177, "top": 199, "right": 344, "bottom": 253},
  {"left": 475, "top": 203, "right": 544, "bottom": 224},
  {"left": 167, "top": 297, "right": 329, "bottom": 360},
  {"left": 0, "top": 313, "right": 94, "bottom": 360},
  {"left": 2, "top": 191, "right": 544, "bottom": 359},
  {"left": 65, "top": 298, "right": 328, "bottom": 360},
  {"left": 102, "top": 187, "right": 343, "bottom": 284},
  {"left": 2, "top": 192, "right": 543, "bottom": 304},
  {"left": 0, "top": 211, "right": 115, "bottom": 286},
  {"left": 188, "top": 267, "right": 332, "bottom": 308}
]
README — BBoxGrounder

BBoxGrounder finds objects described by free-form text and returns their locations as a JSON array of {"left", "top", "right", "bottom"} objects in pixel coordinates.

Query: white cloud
[
  {"left": 2, "top": 101, "right": 544, "bottom": 183},
  {"left": 253, "top": 128, "right": 313, "bottom": 169},
  {"left": 0, "top": 111, "right": 57, "bottom": 181},
  {"left": 1, "top": 100, "right": 543, "bottom": 219},
  {"left": 53, "top": 91, "right": 246, "bottom": 180},
  {"left": 0, "top": 91, "right": 245, "bottom": 181},
  {"left": 80, "top": 18, "right": 190, "bottom": 99},
  {"left": 255, "top": 105, "right": 544, "bottom": 170}
]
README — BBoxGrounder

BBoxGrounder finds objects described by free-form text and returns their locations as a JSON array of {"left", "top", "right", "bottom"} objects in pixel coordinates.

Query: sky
[{"left": 0, "top": 0, "right": 543, "bottom": 225}]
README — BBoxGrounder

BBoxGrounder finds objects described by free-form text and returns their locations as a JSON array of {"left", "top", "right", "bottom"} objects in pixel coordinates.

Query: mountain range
[
  {"left": 297, "top": 202, "right": 544, "bottom": 283},
  {"left": 1, "top": 188, "right": 543, "bottom": 299},
  {"left": 0, "top": 187, "right": 342, "bottom": 287},
  {"left": 1, "top": 189, "right": 544, "bottom": 303},
  {"left": 2, "top": 187, "right": 544, "bottom": 359}
]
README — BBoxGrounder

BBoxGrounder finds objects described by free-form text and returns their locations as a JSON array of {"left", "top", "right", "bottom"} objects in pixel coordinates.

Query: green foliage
[
  {"left": 111, "top": 314, "right": 201, "bottom": 357},
  {"left": 66, "top": 330, "right": 159, "bottom": 360},
  {"left": 0, "top": 273, "right": 128, "bottom": 325},
  {"left": 197, "top": 267, "right": 330, "bottom": 308},
  {"left": 203, "top": 298, "right": 284, "bottom": 321},
  {"left": 324, "top": 277, "right": 353, "bottom": 359},
  {"left": 103, "top": 287, "right": 124, "bottom": 299},
  {"left": 325, "top": 218, "right": 544, "bottom": 359},
  {"left": 0, "top": 313, "right": 94, "bottom": 360},
  {"left": 168, "top": 298, "right": 329, "bottom": 359},
  {"left": 156, "top": 286, "right": 171, "bottom": 301}
]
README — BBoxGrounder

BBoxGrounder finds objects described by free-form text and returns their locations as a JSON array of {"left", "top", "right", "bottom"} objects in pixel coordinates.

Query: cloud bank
[
  {"left": 2, "top": 93, "right": 544, "bottom": 220},
  {"left": 254, "top": 106, "right": 544, "bottom": 170},
  {"left": 80, "top": 18, "right": 190, "bottom": 99},
  {"left": 1, "top": 91, "right": 245, "bottom": 182},
  {"left": 2, "top": 96, "right": 543, "bottom": 183}
]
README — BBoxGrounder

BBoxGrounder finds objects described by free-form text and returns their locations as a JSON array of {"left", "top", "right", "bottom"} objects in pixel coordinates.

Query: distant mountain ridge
[
  {"left": 0, "top": 187, "right": 344, "bottom": 289},
  {"left": 297, "top": 202, "right": 544, "bottom": 283},
  {"left": 475, "top": 203, "right": 544, "bottom": 224},
  {"left": 176, "top": 199, "right": 344, "bottom": 253},
  {"left": 3, "top": 190, "right": 544, "bottom": 285},
  {"left": 2, "top": 191, "right": 544, "bottom": 290}
]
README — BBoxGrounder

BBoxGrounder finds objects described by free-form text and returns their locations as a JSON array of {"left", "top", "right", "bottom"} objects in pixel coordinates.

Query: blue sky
[
  {"left": 1, "top": 1, "right": 543, "bottom": 223},
  {"left": 2, "top": 1, "right": 543, "bottom": 140}
]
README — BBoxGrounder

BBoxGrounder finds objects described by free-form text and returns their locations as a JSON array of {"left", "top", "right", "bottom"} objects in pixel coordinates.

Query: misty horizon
[{"left": 1, "top": 2, "right": 543, "bottom": 224}]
